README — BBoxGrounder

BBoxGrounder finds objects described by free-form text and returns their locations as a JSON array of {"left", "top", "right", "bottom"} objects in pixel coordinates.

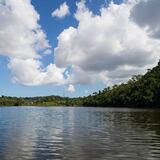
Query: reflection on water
[{"left": 0, "top": 107, "right": 160, "bottom": 160}]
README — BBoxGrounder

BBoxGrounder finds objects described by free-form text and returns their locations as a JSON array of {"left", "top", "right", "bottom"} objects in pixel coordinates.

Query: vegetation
[
  {"left": 0, "top": 95, "right": 83, "bottom": 106},
  {"left": 83, "top": 61, "right": 160, "bottom": 107},
  {"left": 0, "top": 61, "right": 160, "bottom": 107}
]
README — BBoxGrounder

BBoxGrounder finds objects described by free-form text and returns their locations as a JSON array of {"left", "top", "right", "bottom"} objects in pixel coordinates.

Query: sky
[{"left": 0, "top": 0, "right": 159, "bottom": 97}]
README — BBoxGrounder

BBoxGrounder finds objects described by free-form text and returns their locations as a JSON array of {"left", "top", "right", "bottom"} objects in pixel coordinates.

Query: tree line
[{"left": 83, "top": 61, "right": 160, "bottom": 107}]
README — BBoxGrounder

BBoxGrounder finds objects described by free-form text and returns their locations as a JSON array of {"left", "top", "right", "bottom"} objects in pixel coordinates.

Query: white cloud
[
  {"left": 0, "top": 0, "right": 50, "bottom": 59},
  {"left": 55, "top": 0, "right": 160, "bottom": 85},
  {"left": 131, "top": 0, "right": 160, "bottom": 38},
  {"left": 44, "top": 49, "right": 52, "bottom": 55},
  {"left": 8, "top": 58, "right": 66, "bottom": 86},
  {"left": 52, "top": 2, "right": 70, "bottom": 18},
  {"left": 66, "top": 84, "right": 75, "bottom": 93},
  {"left": 0, "top": 0, "right": 160, "bottom": 88},
  {"left": 0, "top": 0, "right": 66, "bottom": 86}
]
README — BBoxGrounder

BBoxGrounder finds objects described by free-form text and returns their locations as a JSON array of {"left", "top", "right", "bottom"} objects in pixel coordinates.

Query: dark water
[{"left": 0, "top": 107, "right": 160, "bottom": 160}]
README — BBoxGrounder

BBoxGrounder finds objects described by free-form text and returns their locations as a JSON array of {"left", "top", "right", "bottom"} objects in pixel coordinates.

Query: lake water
[{"left": 0, "top": 107, "right": 160, "bottom": 160}]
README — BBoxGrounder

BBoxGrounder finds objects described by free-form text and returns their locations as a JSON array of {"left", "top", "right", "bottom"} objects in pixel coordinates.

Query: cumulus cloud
[
  {"left": 8, "top": 58, "right": 66, "bottom": 86},
  {"left": 52, "top": 2, "right": 70, "bottom": 18},
  {"left": 66, "top": 84, "right": 76, "bottom": 93},
  {"left": 0, "top": 0, "right": 66, "bottom": 86},
  {"left": 131, "top": 0, "right": 160, "bottom": 38},
  {"left": 0, "top": 0, "right": 50, "bottom": 59},
  {"left": 44, "top": 49, "right": 52, "bottom": 55},
  {"left": 0, "top": 0, "right": 160, "bottom": 88},
  {"left": 55, "top": 0, "right": 160, "bottom": 85}
]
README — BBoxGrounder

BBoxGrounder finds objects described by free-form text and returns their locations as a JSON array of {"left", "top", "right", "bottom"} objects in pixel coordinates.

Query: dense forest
[
  {"left": 83, "top": 61, "right": 160, "bottom": 107},
  {"left": 0, "top": 61, "right": 160, "bottom": 107}
]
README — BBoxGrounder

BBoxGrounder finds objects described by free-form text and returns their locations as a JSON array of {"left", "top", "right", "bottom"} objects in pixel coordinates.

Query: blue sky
[{"left": 0, "top": 0, "right": 159, "bottom": 97}]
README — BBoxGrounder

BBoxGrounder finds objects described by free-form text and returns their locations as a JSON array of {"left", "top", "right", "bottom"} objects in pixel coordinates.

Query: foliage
[{"left": 83, "top": 61, "right": 160, "bottom": 107}]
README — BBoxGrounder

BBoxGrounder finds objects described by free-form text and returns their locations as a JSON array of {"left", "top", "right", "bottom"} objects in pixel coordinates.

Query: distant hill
[
  {"left": 0, "top": 62, "right": 160, "bottom": 107},
  {"left": 83, "top": 61, "right": 160, "bottom": 107}
]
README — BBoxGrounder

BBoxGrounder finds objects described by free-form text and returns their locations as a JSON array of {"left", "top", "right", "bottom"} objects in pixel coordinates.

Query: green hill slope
[{"left": 83, "top": 62, "right": 160, "bottom": 107}]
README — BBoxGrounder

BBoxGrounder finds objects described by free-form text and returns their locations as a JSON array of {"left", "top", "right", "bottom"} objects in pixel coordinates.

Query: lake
[{"left": 0, "top": 107, "right": 160, "bottom": 160}]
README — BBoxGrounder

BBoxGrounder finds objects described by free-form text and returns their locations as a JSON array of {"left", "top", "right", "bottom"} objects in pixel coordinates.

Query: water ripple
[{"left": 0, "top": 107, "right": 160, "bottom": 160}]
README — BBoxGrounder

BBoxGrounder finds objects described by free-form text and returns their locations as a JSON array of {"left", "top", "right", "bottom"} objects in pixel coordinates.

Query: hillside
[{"left": 83, "top": 62, "right": 160, "bottom": 107}]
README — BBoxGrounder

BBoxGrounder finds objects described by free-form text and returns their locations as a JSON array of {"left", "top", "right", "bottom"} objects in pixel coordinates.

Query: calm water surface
[{"left": 0, "top": 107, "right": 160, "bottom": 160}]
